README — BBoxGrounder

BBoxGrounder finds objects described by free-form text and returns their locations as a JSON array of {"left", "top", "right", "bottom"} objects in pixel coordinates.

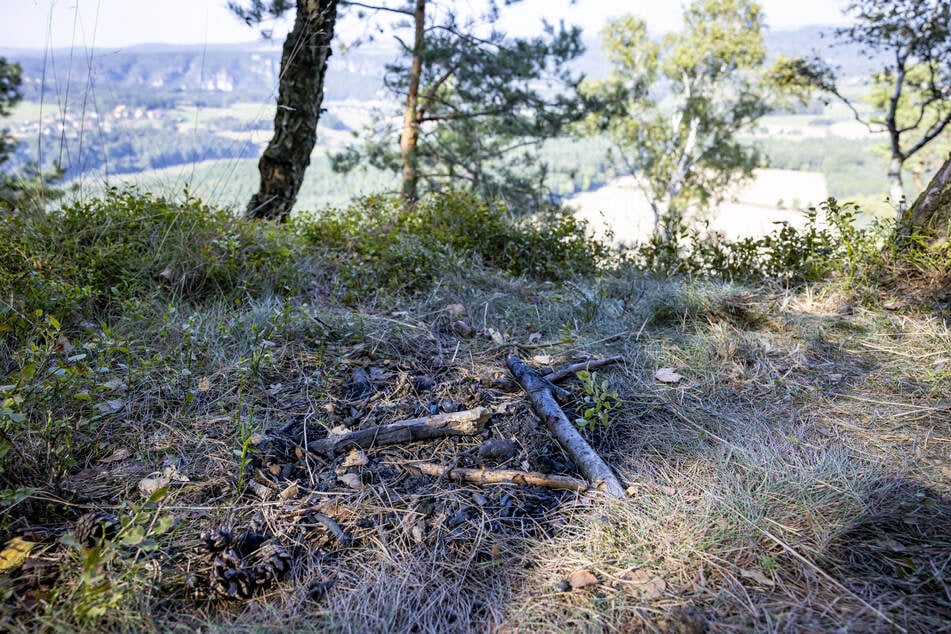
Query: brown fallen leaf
[
  {"left": 739, "top": 568, "right": 775, "bottom": 587},
  {"left": 338, "top": 473, "right": 363, "bottom": 489},
  {"left": 622, "top": 569, "right": 667, "bottom": 599},
  {"left": 341, "top": 448, "right": 369, "bottom": 468},
  {"left": 99, "top": 448, "right": 132, "bottom": 464},
  {"left": 197, "top": 376, "right": 211, "bottom": 392},
  {"left": 655, "top": 368, "right": 683, "bottom": 384},
  {"left": 567, "top": 569, "right": 598, "bottom": 589},
  {"left": 278, "top": 482, "right": 299, "bottom": 500},
  {"left": 138, "top": 474, "right": 171, "bottom": 497}
]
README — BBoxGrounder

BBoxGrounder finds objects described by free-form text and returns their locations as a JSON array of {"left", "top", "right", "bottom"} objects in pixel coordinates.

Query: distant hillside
[
  {"left": 0, "top": 25, "right": 879, "bottom": 112},
  {"left": 0, "top": 41, "right": 397, "bottom": 109}
]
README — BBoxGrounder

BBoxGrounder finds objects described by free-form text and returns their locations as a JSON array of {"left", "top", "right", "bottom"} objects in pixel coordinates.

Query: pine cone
[
  {"left": 252, "top": 540, "right": 292, "bottom": 581},
  {"left": 199, "top": 527, "right": 233, "bottom": 553},
  {"left": 211, "top": 550, "right": 254, "bottom": 599},
  {"left": 73, "top": 511, "right": 120, "bottom": 548}
]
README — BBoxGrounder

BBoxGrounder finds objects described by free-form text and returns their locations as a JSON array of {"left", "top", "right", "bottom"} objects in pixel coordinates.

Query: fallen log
[
  {"left": 407, "top": 461, "right": 590, "bottom": 493},
  {"left": 307, "top": 407, "right": 491, "bottom": 458},
  {"left": 543, "top": 355, "right": 624, "bottom": 384},
  {"left": 506, "top": 355, "right": 625, "bottom": 498}
]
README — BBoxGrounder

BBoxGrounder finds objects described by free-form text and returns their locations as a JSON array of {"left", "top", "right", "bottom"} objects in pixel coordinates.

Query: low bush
[
  {"left": 631, "top": 198, "right": 889, "bottom": 285},
  {"left": 297, "top": 190, "right": 610, "bottom": 301},
  {"left": 0, "top": 187, "right": 304, "bottom": 344}
]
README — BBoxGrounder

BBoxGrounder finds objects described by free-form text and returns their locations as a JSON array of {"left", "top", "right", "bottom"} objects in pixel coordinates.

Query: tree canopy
[
  {"left": 774, "top": 0, "right": 951, "bottom": 214},
  {"left": 331, "top": 0, "right": 586, "bottom": 209},
  {"left": 581, "top": 0, "right": 774, "bottom": 238}
]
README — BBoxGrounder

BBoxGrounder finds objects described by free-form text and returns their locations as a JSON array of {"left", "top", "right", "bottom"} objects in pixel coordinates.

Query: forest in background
[{"left": 0, "top": 26, "right": 924, "bottom": 214}]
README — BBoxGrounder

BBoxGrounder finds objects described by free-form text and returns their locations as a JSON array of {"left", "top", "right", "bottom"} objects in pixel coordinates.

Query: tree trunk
[
  {"left": 888, "top": 154, "right": 906, "bottom": 213},
  {"left": 903, "top": 152, "right": 951, "bottom": 245},
  {"left": 246, "top": 0, "right": 339, "bottom": 222},
  {"left": 399, "top": 0, "right": 426, "bottom": 205}
]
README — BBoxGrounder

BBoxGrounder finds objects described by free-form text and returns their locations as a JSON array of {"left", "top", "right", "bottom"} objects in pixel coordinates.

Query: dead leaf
[
  {"left": 410, "top": 519, "right": 426, "bottom": 543},
  {"left": 739, "top": 568, "right": 775, "bottom": 587},
  {"left": 158, "top": 266, "right": 175, "bottom": 281},
  {"left": 96, "top": 399, "right": 126, "bottom": 414},
  {"left": 941, "top": 465, "right": 951, "bottom": 480},
  {"left": 341, "top": 448, "right": 369, "bottom": 468},
  {"left": 162, "top": 463, "right": 190, "bottom": 482},
  {"left": 54, "top": 334, "right": 74, "bottom": 355},
  {"left": 138, "top": 474, "right": 171, "bottom": 497},
  {"left": 99, "top": 448, "right": 132, "bottom": 464},
  {"left": 278, "top": 482, "right": 299, "bottom": 500},
  {"left": 487, "top": 328, "right": 505, "bottom": 345},
  {"left": 528, "top": 332, "right": 542, "bottom": 344},
  {"left": 883, "top": 299, "right": 903, "bottom": 310},
  {"left": 567, "top": 569, "right": 598, "bottom": 589},
  {"left": 0, "top": 537, "right": 36, "bottom": 572},
  {"left": 338, "top": 473, "right": 363, "bottom": 489},
  {"left": 249, "top": 480, "right": 274, "bottom": 500},
  {"left": 96, "top": 379, "right": 126, "bottom": 391},
  {"left": 655, "top": 368, "right": 683, "bottom": 384},
  {"left": 446, "top": 303, "right": 467, "bottom": 318},
  {"left": 328, "top": 425, "right": 350, "bottom": 437},
  {"left": 197, "top": 376, "right": 211, "bottom": 392},
  {"left": 532, "top": 354, "right": 553, "bottom": 365},
  {"left": 622, "top": 569, "right": 667, "bottom": 599}
]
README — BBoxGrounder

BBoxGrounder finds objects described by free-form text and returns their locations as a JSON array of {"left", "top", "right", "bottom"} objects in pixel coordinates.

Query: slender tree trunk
[
  {"left": 399, "top": 0, "right": 426, "bottom": 205},
  {"left": 888, "top": 154, "right": 906, "bottom": 213},
  {"left": 246, "top": 0, "right": 339, "bottom": 222},
  {"left": 902, "top": 152, "right": 951, "bottom": 245}
]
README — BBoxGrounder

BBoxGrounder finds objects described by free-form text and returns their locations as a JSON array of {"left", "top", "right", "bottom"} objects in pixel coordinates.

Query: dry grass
[{"left": 2, "top": 266, "right": 949, "bottom": 633}]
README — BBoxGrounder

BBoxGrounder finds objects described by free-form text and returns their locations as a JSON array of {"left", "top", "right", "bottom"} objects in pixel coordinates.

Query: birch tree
[{"left": 581, "top": 0, "right": 772, "bottom": 238}]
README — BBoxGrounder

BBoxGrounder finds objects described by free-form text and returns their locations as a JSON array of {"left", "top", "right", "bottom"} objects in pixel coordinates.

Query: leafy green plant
[
  {"left": 631, "top": 197, "right": 887, "bottom": 286},
  {"left": 60, "top": 488, "right": 175, "bottom": 626},
  {"left": 574, "top": 370, "right": 619, "bottom": 431},
  {"left": 297, "top": 190, "right": 610, "bottom": 302}
]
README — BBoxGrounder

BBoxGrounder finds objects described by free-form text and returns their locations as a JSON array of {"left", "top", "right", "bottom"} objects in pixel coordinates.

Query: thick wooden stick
[
  {"left": 407, "top": 462, "right": 590, "bottom": 493},
  {"left": 307, "top": 407, "right": 491, "bottom": 458},
  {"left": 544, "top": 356, "right": 624, "bottom": 384},
  {"left": 506, "top": 355, "right": 625, "bottom": 498}
]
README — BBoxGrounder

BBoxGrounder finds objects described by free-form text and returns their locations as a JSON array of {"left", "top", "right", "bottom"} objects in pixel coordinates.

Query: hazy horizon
[{"left": 3, "top": 0, "right": 849, "bottom": 51}]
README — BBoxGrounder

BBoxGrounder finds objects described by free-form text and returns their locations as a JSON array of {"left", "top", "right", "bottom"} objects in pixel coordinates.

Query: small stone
[
  {"left": 413, "top": 375, "right": 436, "bottom": 392},
  {"left": 477, "top": 438, "right": 518, "bottom": 461},
  {"left": 451, "top": 320, "right": 475, "bottom": 338}
]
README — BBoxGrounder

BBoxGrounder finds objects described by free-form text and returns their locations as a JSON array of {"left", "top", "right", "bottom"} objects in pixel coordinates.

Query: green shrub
[
  {"left": 298, "top": 190, "right": 610, "bottom": 301},
  {"left": 631, "top": 198, "right": 888, "bottom": 285},
  {"left": 0, "top": 187, "right": 304, "bottom": 344}
]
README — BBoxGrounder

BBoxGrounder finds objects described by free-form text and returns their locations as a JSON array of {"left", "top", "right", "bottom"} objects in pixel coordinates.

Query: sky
[{"left": 1, "top": 0, "right": 850, "bottom": 51}]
